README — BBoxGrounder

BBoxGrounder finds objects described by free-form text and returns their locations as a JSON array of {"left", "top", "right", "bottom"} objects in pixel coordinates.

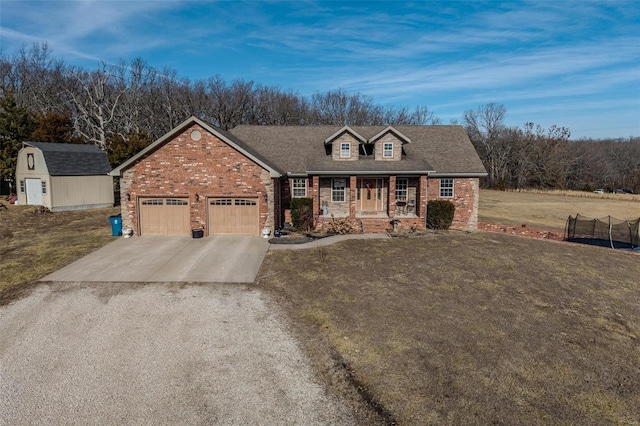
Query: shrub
[
  {"left": 325, "top": 215, "right": 355, "bottom": 235},
  {"left": 426, "top": 200, "right": 455, "bottom": 230},
  {"left": 290, "top": 197, "right": 314, "bottom": 231}
]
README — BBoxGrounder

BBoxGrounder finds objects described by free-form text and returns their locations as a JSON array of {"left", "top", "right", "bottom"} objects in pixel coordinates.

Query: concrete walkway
[{"left": 268, "top": 233, "right": 389, "bottom": 250}]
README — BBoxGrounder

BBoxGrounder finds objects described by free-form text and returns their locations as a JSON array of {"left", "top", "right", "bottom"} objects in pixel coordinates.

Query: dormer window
[
  {"left": 340, "top": 143, "right": 350, "bottom": 158},
  {"left": 383, "top": 143, "right": 393, "bottom": 158}
]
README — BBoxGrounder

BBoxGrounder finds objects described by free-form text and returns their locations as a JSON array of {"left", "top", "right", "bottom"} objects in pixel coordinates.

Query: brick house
[{"left": 110, "top": 116, "right": 487, "bottom": 236}]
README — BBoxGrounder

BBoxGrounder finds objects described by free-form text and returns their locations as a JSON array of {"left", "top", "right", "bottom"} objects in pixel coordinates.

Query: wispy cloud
[{"left": 0, "top": 0, "right": 638, "bottom": 138}]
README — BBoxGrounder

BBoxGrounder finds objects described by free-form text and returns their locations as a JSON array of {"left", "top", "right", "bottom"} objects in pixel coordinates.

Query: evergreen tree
[
  {"left": 0, "top": 93, "right": 35, "bottom": 193},
  {"left": 107, "top": 131, "right": 153, "bottom": 168},
  {"left": 31, "top": 111, "right": 81, "bottom": 143}
]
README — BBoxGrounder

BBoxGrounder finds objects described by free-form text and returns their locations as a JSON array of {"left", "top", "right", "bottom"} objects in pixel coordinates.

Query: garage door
[
  {"left": 209, "top": 198, "right": 259, "bottom": 236},
  {"left": 139, "top": 197, "right": 190, "bottom": 235}
]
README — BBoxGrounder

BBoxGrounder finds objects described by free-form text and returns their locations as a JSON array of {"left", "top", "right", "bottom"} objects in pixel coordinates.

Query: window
[
  {"left": 142, "top": 198, "right": 164, "bottom": 205},
  {"left": 166, "top": 199, "right": 188, "bottom": 205},
  {"left": 340, "top": 143, "right": 350, "bottom": 158},
  {"left": 395, "top": 178, "right": 408, "bottom": 201},
  {"left": 20, "top": 180, "right": 25, "bottom": 193},
  {"left": 41, "top": 181, "right": 47, "bottom": 194},
  {"left": 440, "top": 178, "right": 454, "bottom": 197},
  {"left": 383, "top": 142, "right": 393, "bottom": 158},
  {"left": 27, "top": 153, "right": 35, "bottom": 170},
  {"left": 292, "top": 178, "right": 307, "bottom": 197},
  {"left": 332, "top": 178, "right": 346, "bottom": 202}
]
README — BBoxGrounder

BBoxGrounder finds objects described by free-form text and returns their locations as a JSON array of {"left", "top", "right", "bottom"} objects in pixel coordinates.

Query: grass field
[
  {"left": 479, "top": 189, "right": 640, "bottom": 232},
  {"left": 2, "top": 193, "right": 639, "bottom": 424},
  {"left": 258, "top": 234, "right": 639, "bottom": 424},
  {"left": 0, "top": 204, "right": 119, "bottom": 296}
]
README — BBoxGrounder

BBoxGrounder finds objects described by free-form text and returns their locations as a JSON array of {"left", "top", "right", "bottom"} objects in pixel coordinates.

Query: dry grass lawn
[
  {"left": 2, "top": 191, "right": 639, "bottom": 424},
  {"left": 0, "top": 204, "right": 119, "bottom": 296},
  {"left": 480, "top": 189, "right": 640, "bottom": 232},
  {"left": 258, "top": 234, "right": 639, "bottom": 424}
]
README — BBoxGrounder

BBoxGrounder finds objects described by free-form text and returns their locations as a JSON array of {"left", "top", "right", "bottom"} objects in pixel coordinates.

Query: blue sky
[{"left": 1, "top": 0, "right": 638, "bottom": 139}]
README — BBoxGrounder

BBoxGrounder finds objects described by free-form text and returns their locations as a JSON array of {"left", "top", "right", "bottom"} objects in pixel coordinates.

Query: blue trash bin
[{"left": 109, "top": 214, "right": 122, "bottom": 236}]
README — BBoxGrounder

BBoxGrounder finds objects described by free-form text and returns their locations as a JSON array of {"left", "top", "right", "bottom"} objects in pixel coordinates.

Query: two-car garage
[{"left": 138, "top": 197, "right": 259, "bottom": 236}]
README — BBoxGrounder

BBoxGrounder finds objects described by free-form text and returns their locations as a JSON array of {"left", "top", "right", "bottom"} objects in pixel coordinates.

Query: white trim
[
  {"left": 307, "top": 170, "right": 435, "bottom": 175},
  {"left": 368, "top": 126, "right": 411, "bottom": 144},
  {"left": 331, "top": 178, "right": 346, "bottom": 202},
  {"left": 324, "top": 126, "right": 367, "bottom": 144},
  {"left": 439, "top": 178, "right": 454, "bottom": 198},
  {"left": 340, "top": 142, "right": 350, "bottom": 158},
  {"left": 383, "top": 142, "right": 394, "bottom": 158},
  {"left": 430, "top": 172, "right": 487, "bottom": 177},
  {"left": 395, "top": 177, "right": 408, "bottom": 201},
  {"left": 291, "top": 178, "right": 307, "bottom": 198}
]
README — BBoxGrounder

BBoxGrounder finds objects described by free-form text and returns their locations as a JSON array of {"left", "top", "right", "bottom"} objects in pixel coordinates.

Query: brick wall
[
  {"left": 309, "top": 175, "right": 480, "bottom": 234},
  {"left": 426, "top": 177, "right": 479, "bottom": 231},
  {"left": 119, "top": 124, "right": 272, "bottom": 235}
]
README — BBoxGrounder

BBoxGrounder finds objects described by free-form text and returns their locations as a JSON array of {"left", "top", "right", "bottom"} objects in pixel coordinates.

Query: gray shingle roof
[
  {"left": 228, "top": 125, "right": 487, "bottom": 176},
  {"left": 24, "top": 142, "right": 111, "bottom": 176}
]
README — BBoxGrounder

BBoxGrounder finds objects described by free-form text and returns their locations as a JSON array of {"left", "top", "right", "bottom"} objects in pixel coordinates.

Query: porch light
[{"left": 195, "top": 193, "right": 200, "bottom": 202}]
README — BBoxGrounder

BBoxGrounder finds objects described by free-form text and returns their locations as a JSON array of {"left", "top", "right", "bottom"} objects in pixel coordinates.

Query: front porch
[{"left": 311, "top": 175, "right": 428, "bottom": 233}]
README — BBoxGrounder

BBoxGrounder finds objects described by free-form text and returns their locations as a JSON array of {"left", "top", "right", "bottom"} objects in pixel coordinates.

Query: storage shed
[{"left": 15, "top": 142, "right": 114, "bottom": 211}]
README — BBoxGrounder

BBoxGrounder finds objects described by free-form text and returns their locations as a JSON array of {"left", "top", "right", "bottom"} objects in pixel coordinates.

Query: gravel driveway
[{"left": 0, "top": 282, "right": 355, "bottom": 425}]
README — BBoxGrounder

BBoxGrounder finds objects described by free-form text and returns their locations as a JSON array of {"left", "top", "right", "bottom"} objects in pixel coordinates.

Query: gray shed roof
[
  {"left": 228, "top": 125, "right": 487, "bottom": 176},
  {"left": 24, "top": 142, "right": 111, "bottom": 176}
]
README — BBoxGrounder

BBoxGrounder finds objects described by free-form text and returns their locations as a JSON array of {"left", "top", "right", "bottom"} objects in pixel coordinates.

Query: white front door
[{"left": 25, "top": 178, "right": 42, "bottom": 205}]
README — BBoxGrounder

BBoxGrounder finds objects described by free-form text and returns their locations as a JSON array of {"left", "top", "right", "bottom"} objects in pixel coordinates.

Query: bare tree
[
  {"left": 463, "top": 103, "right": 507, "bottom": 187},
  {"left": 247, "top": 85, "right": 308, "bottom": 125},
  {"left": 65, "top": 61, "right": 126, "bottom": 150},
  {"left": 206, "top": 76, "right": 254, "bottom": 130}
]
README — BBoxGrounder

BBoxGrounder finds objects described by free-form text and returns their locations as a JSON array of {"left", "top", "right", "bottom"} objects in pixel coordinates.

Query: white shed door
[{"left": 25, "top": 178, "right": 43, "bottom": 205}]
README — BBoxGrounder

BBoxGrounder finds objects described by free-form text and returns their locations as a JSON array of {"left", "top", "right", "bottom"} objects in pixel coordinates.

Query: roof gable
[
  {"left": 324, "top": 126, "right": 367, "bottom": 145},
  {"left": 110, "top": 116, "right": 282, "bottom": 177},
  {"left": 23, "top": 142, "right": 111, "bottom": 176},
  {"left": 369, "top": 126, "right": 411, "bottom": 144}
]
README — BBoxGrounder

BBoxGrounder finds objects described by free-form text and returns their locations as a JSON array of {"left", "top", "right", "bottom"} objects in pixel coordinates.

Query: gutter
[
  {"left": 305, "top": 170, "right": 437, "bottom": 176},
  {"left": 429, "top": 172, "right": 488, "bottom": 178}
]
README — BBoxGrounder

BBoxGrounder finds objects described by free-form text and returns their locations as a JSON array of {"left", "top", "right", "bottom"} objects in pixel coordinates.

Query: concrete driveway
[
  {"left": 43, "top": 236, "right": 269, "bottom": 283},
  {"left": 0, "top": 282, "right": 355, "bottom": 424}
]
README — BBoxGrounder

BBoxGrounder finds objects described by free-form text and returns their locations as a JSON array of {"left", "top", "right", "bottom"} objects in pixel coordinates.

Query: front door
[{"left": 357, "top": 178, "right": 383, "bottom": 212}]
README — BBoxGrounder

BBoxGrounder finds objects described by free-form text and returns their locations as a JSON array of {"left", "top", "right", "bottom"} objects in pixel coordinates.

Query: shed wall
[{"left": 50, "top": 175, "right": 114, "bottom": 211}]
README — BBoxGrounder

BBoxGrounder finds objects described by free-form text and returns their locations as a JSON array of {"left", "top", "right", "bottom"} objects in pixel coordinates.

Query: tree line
[
  {"left": 1, "top": 43, "right": 638, "bottom": 194},
  {"left": 463, "top": 103, "right": 640, "bottom": 193}
]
